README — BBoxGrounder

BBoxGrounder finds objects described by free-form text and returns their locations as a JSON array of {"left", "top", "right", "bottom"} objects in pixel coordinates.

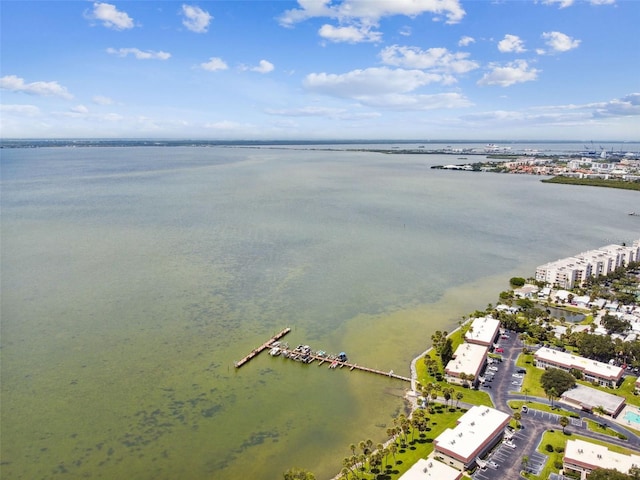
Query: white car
[
  {"left": 503, "top": 440, "right": 516, "bottom": 449},
  {"left": 488, "top": 366, "right": 499, "bottom": 371}
]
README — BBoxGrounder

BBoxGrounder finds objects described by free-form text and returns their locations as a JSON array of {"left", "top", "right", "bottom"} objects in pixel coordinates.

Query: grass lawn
[
  {"left": 507, "top": 400, "right": 577, "bottom": 418},
  {"left": 515, "top": 353, "right": 546, "bottom": 397},
  {"left": 416, "top": 350, "right": 493, "bottom": 407},
  {"left": 527, "top": 430, "right": 640, "bottom": 480},
  {"left": 344, "top": 404, "right": 466, "bottom": 479},
  {"left": 585, "top": 419, "right": 629, "bottom": 439}
]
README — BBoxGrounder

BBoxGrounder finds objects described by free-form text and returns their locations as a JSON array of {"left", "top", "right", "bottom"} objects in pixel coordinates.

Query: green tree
[
  {"left": 284, "top": 468, "right": 316, "bottom": 480},
  {"left": 587, "top": 468, "right": 635, "bottom": 480},
  {"left": 559, "top": 415, "right": 569, "bottom": 434},
  {"left": 540, "top": 368, "right": 576, "bottom": 399},
  {"left": 510, "top": 277, "right": 526, "bottom": 287},
  {"left": 440, "top": 337, "right": 454, "bottom": 366},
  {"left": 602, "top": 312, "right": 632, "bottom": 334}
]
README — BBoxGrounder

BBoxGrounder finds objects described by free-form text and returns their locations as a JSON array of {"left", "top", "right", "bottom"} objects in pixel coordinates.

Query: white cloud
[
  {"left": 458, "top": 36, "right": 475, "bottom": 47},
  {"left": 541, "top": 31, "right": 580, "bottom": 53},
  {"left": 92, "top": 95, "right": 114, "bottom": 105},
  {"left": 477, "top": 60, "right": 539, "bottom": 87},
  {"left": 399, "top": 26, "right": 412, "bottom": 36},
  {"left": 542, "top": 0, "right": 574, "bottom": 8},
  {"left": 498, "top": 34, "right": 526, "bottom": 53},
  {"left": 71, "top": 105, "right": 89, "bottom": 114},
  {"left": 0, "top": 104, "right": 41, "bottom": 116},
  {"left": 279, "top": 0, "right": 465, "bottom": 42},
  {"left": 302, "top": 67, "right": 470, "bottom": 110},
  {"left": 359, "top": 92, "right": 472, "bottom": 110},
  {"left": 541, "top": 0, "right": 613, "bottom": 7},
  {"left": 181, "top": 5, "right": 212, "bottom": 33},
  {"left": 200, "top": 57, "right": 228, "bottom": 71},
  {"left": 593, "top": 93, "right": 640, "bottom": 117},
  {"left": 107, "top": 48, "right": 171, "bottom": 60},
  {"left": 304, "top": 67, "right": 450, "bottom": 97},
  {"left": 380, "top": 45, "right": 478, "bottom": 74},
  {"left": 265, "top": 106, "right": 382, "bottom": 120},
  {"left": 204, "top": 120, "right": 248, "bottom": 130},
  {"left": 318, "top": 24, "right": 382, "bottom": 43},
  {"left": 0, "top": 75, "right": 73, "bottom": 99},
  {"left": 85, "top": 2, "right": 134, "bottom": 30},
  {"left": 242, "top": 60, "right": 275, "bottom": 74}
]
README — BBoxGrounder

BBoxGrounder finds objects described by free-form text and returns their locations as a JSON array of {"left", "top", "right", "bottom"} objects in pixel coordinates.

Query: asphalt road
[{"left": 473, "top": 331, "right": 640, "bottom": 480}]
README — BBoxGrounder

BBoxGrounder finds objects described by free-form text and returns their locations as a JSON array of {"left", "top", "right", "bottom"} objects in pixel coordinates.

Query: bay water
[{"left": 1, "top": 145, "right": 638, "bottom": 479}]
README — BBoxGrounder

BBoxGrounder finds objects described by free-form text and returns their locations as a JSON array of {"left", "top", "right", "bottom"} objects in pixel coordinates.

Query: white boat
[{"left": 269, "top": 347, "right": 281, "bottom": 356}]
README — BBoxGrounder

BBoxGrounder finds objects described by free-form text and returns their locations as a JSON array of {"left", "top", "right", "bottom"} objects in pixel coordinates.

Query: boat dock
[
  {"left": 234, "top": 327, "right": 291, "bottom": 368},
  {"left": 234, "top": 329, "right": 410, "bottom": 383}
]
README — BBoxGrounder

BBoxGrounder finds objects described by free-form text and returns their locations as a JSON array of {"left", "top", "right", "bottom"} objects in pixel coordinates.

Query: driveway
[{"left": 473, "top": 330, "right": 640, "bottom": 479}]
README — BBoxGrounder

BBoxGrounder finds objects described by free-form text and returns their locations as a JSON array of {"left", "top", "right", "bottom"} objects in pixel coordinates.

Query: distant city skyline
[{"left": 1, "top": 1, "right": 639, "bottom": 140}]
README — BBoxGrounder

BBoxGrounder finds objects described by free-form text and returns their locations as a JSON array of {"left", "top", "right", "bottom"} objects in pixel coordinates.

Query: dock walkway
[
  {"left": 234, "top": 328, "right": 410, "bottom": 383},
  {"left": 277, "top": 348, "right": 411, "bottom": 383},
  {"left": 234, "top": 327, "right": 291, "bottom": 368}
]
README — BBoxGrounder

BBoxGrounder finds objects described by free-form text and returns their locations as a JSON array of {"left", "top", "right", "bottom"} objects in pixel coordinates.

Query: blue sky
[{"left": 1, "top": 0, "right": 639, "bottom": 140}]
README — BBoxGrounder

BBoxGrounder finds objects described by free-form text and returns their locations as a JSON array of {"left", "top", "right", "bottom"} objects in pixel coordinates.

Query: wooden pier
[
  {"left": 234, "top": 327, "right": 291, "bottom": 368},
  {"left": 234, "top": 328, "right": 410, "bottom": 383},
  {"left": 276, "top": 348, "right": 411, "bottom": 383}
]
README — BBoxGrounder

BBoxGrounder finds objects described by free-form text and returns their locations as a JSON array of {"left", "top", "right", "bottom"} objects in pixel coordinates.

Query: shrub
[
  {"left": 554, "top": 446, "right": 564, "bottom": 453},
  {"left": 554, "top": 460, "right": 564, "bottom": 469},
  {"left": 545, "top": 443, "right": 554, "bottom": 452}
]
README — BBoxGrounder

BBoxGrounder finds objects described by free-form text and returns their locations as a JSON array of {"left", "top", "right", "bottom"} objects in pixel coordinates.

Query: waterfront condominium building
[
  {"left": 433, "top": 406, "right": 511, "bottom": 471},
  {"left": 444, "top": 342, "right": 488, "bottom": 387},
  {"left": 563, "top": 439, "right": 640, "bottom": 480},
  {"left": 534, "top": 347, "right": 624, "bottom": 388},
  {"left": 535, "top": 239, "right": 640, "bottom": 289},
  {"left": 398, "top": 458, "right": 463, "bottom": 480},
  {"left": 464, "top": 316, "right": 501, "bottom": 347}
]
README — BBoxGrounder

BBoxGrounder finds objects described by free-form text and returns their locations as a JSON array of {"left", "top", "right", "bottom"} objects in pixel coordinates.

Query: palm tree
[
  {"left": 548, "top": 387, "right": 558, "bottom": 408},
  {"left": 349, "top": 443, "right": 356, "bottom": 457},
  {"left": 513, "top": 411, "right": 521, "bottom": 428},
  {"left": 284, "top": 467, "right": 316, "bottom": 480},
  {"left": 522, "top": 387, "right": 530, "bottom": 402},
  {"left": 559, "top": 415, "right": 569, "bottom": 434},
  {"left": 594, "top": 405, "right": 607, "bottom": 417},
  {"left": 521, "top": 455, "right": 529, "bottom": 472},
  {"left": 456, "top": 391, "right": 464, "bottom": 408},
  {"left": 389, "top": 444, "right": 398, "bottom": 464}
]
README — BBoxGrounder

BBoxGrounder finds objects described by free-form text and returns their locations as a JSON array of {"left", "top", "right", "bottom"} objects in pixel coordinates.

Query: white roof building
[
  {"left": 434, "top": 406, "right": 511, "bottom": 470},
  {"left": 564, "top": 439, "right": 640, "bottom": 479},
  {"left": 398, "top": 458, "right": 463, "bottom": 480},
  {"left": 465, "top": 316, "right": 501, "bottom": 347},
  {"left": 535, "top": 240, "right": 640, "bottom": 289},
  {"left": 560, "top": 384, "right": 626, "bottom": 416},
  {"left": 534, "top": 347, "right": 624, "bottom": 388},
  {"left": 444, "top": 343, "right": 488, "bottom": 385}
]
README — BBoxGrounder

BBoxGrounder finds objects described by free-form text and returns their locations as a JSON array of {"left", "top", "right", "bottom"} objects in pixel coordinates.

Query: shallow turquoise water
[{"left": 1, "top": 145, "right": 638, "bottom": 479}]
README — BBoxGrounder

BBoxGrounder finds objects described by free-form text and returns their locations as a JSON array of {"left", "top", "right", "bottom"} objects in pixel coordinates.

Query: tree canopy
[
  {"left": 509, "top": 277, "right": 526, "bottom": 287},
  {"left": 540, "top": 368, "right": 576, "bottom": 398},
  {"left": 284, "top": 468, "right": 316, "bottom": 480},
  {"left": 588, "top": 467, "right": 640, "bottom": 480}
]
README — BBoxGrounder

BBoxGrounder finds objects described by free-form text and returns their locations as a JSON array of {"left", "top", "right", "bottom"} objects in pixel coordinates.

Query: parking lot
[{"left": 472, "top": 427, "right": 530, "bottom": 480}]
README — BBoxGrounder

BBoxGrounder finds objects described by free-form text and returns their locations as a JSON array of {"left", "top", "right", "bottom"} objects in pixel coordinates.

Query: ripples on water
[{"left": 1, "top": 145, "right": 638, "bottom": 479}]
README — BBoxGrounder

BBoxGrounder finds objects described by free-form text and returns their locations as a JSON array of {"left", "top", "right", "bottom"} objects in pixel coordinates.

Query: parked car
[
  {"left": 517, "top": 369, "right": 527, "bottom": 374},
  {"left": 488, "top": 366, "right": 499, "bottom": 371},
  {"left": 496, "top": 348, "right": 504, "bottom": 353},
  {"left": 503, "top": 440, "right": 516, "bottom": 449}
]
